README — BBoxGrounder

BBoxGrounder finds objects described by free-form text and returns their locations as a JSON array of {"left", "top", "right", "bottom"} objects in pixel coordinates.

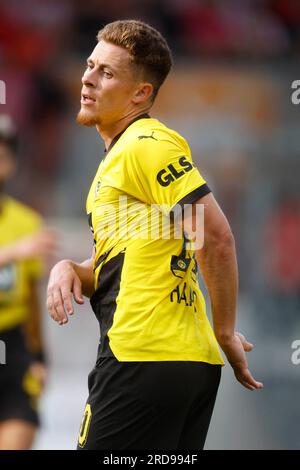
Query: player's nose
[{"left": 81, "top": 70, "right": 97, "bottom": 87}]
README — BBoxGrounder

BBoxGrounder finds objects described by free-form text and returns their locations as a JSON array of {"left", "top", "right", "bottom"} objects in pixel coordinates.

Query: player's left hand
[
  {"left": 235, "top": 331, "right": 254, "bottom": 352},
  {"left": 219, "top": 331, "right": 263, "bottom": 391}
]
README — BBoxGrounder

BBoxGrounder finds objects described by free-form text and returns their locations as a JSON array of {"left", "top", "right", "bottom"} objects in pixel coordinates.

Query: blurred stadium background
[{"left": 1, "top": 0, "right": 300, "bottom": 449}]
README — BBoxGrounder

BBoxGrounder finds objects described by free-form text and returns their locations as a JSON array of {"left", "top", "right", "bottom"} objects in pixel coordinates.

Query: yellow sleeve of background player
[
  {"left": 125, "top": 131, "right": 211, "bottom": 214},
  {"left": 26, "top": 257, "right": 43, "bottom": 281},
  {"left": 24, "top": 216, "right": 44, "bottom": 281}
]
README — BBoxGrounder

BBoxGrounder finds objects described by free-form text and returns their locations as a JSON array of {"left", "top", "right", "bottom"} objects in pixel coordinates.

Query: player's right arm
[{"left": 46, "top": 248, "right": 95, "bottom": 325}]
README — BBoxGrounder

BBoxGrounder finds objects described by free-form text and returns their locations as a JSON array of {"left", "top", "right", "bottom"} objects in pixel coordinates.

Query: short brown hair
[{"left": 97, "top": 20, "right": 173, "bottom": 101}]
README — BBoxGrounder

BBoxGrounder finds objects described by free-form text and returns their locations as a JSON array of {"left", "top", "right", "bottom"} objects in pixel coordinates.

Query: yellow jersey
[
  {"left": 0, "top": 196, "right": 43, "bottom": 332},
  {"left": 86, "top": 115, "right": 224, "bottom": 364}
]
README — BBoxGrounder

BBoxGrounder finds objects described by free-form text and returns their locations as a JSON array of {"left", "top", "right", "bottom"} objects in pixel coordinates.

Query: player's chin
[{"left": 76, "top": 109, "right": 100, "bottom": 127}]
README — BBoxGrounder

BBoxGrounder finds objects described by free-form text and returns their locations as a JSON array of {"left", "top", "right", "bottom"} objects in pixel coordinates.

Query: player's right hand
[
  {"left": 46, "top": 260, "right": 84, "bottom": 325},
  {"left": 219, "top": 331, "right": 264, "bottom": 391}
]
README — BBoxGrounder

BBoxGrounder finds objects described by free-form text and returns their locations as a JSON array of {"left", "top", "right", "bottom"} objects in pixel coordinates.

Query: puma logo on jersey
[
  {"left": 138, "top": 131, "right": 157, "bottom": 141},
  {"left": 156, "top": 156, "right": 193, "bottom": 187}
]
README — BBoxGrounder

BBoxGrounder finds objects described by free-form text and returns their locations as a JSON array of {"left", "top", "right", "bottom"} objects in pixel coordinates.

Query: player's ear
[{"left": 132, "top": 83, "right": 153, "bottom": 104}]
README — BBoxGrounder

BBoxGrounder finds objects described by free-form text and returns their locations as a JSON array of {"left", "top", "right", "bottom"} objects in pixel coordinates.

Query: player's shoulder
[
  {"left": 125, "top": 117, "right": 189, "bottom": 153},
  {"left": 6, "top": 197, "right": 43, "bottom": 231}
]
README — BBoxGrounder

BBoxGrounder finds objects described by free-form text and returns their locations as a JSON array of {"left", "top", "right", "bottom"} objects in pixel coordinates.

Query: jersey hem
[{"left": 108, "top": 347, "right": 224, "bottom": 365}]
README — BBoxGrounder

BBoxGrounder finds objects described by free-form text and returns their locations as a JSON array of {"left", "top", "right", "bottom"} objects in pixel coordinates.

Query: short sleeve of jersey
[{"left": 125, "top": 130, "right": 211, "bottom": 214}]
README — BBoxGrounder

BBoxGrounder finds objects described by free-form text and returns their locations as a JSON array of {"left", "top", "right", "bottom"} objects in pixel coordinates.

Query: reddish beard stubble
[{"left": 76, "top": 108, "right": 101, "bottom": 127}]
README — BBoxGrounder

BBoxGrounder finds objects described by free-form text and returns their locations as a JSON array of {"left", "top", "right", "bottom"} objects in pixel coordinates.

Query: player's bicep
[{"left": 184, "top": 193, "right": 233, "bottom": 245}]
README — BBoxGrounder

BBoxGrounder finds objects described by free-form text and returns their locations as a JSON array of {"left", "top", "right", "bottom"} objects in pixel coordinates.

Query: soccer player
[
  {"left": 0, "top": 115, "right": 57, "bottom": 449},
  {"left": 47, "top": 20, "right": 263, "bottom": 450}
]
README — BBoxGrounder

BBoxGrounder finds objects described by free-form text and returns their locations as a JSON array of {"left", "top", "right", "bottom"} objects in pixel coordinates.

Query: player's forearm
[
  {"left": 196, "top": 230, "right": 238, "bottom": 345},
  {"left": 71, "top": 258, "right": 95, "bottom": 298}
]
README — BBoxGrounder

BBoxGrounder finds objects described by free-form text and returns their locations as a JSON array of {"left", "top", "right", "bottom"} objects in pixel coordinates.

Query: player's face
[
  {"left": 77, "top": 40, "right": 141, "bottom": 127},
  {"left": 0, "top": 143, "right": 16, "bottom": 185}
]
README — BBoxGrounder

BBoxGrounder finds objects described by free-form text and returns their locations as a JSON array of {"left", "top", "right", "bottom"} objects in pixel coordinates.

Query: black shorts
[
  {"left": 0, "top": 326, "right": 40, "bottom": 426},
  {"left": 77, "top": 357, "right": 221, "bottom": 450}
]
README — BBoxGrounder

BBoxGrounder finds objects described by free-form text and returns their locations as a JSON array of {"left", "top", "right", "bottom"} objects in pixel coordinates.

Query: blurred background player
[{"left": 0, "top": 114, "right": 58, "bottom": 450}]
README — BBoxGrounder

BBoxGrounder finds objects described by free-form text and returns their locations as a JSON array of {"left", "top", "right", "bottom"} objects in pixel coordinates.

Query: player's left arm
[{"left": 183, "top": 192, "right": 263, "bottom": 390}]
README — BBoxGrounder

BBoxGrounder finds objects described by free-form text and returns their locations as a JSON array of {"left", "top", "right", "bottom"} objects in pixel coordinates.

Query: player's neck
[{"left": 97, "top": 108, "right": 151, "bottom": 151}]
